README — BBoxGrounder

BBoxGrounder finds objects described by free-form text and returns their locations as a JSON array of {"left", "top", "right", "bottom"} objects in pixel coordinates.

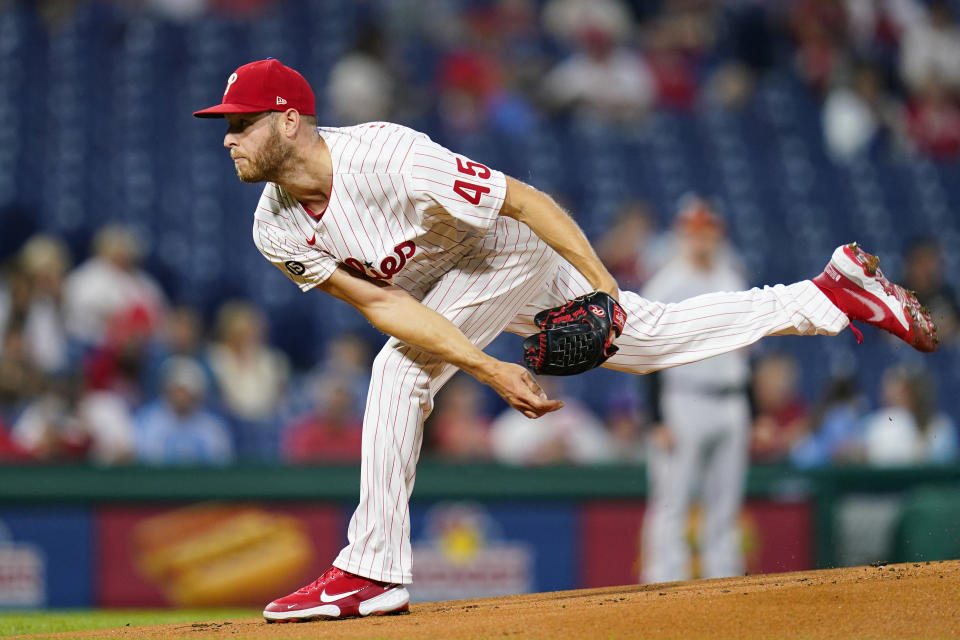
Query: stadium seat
[{"left": 0, "top": 0, "right": 956, "bottom": 425}]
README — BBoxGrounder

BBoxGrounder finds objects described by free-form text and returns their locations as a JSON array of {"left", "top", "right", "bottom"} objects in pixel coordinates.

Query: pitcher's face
[{"left": 223, "top": 112, "right": 292, "bottom": 183}]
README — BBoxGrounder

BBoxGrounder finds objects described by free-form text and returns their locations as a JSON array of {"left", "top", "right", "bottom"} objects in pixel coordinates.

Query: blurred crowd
[
  {"left": 348, "top": 0, "right": 960, "bottom": 162},
  {"left": 1, "top": 0, "right": 959, "bottom": 467},
  {"left": 17, "top": 0, "right": 960, "bottom": 160},
  {"left": 329, "top": 0, "right": 960, "bottom": 162},
  {"left": 0, "top": 214, "right": 956, "bottom": 468},
  {"left": 330, "top": 0, "right": 960, "bottom": 162}
]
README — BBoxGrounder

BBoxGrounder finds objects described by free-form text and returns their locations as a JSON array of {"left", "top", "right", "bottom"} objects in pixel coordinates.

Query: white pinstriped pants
[{"left": 332, "top": 219, "right": 848, "bottom": 584}]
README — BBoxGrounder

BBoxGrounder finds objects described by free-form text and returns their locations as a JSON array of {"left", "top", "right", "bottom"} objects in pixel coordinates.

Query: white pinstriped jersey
[
  {"left": 252, "top": 122, "right": 508, "bottom": 299},
  {"left": 242, "top": 124, "right": 853, "bottom": 589}
]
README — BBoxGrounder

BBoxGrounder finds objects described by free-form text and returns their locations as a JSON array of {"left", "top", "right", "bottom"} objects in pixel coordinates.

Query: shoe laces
[
  {"left": 873, "top": 269, "right": 936, "bottom": 338},
  {"left": 875, "top": 269, "right": 908, "bottom": 303},
  {"left": 848, "top": 321, "right": 864, "bottom": 344},
  {"left": 296, "top": 567, "right": 345, "bottom": 593}
]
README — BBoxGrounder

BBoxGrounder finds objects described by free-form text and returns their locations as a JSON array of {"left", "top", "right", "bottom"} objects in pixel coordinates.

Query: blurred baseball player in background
[
  {"left": 640, "top": 197, "right": 750, "bottom": 584},
  {"left": 194, "top": 58, "right": 938, "bottom": 622}
]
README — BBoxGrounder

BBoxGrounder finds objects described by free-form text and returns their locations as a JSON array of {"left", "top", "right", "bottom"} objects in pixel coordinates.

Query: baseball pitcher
[{"left": 194, "top": 59, "right": 937, "bottom": 622}]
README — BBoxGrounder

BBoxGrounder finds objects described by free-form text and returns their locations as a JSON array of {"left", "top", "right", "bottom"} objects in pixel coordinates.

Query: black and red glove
[{"left": 522, "top": 291, "right": 626, "bottom": 376}]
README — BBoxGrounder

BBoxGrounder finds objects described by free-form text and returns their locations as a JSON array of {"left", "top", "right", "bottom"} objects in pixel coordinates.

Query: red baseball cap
[
  {"left": 193, "top": 58, "right": 315, "bottom": 118},
  {"left": 675, "top": 196, "right": 724, "bottom": 233}
]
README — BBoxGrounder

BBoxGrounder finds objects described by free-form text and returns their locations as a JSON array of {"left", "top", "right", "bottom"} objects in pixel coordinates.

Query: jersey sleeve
[
  {"left": 409, "top": 136, "right": 507, "bottom": 233},
  {"left": 252, "top": 190, "right": 338, "bottom": 293}
]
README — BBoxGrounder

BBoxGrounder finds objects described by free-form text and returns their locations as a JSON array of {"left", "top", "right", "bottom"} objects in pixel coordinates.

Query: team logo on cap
[
  {"left": 224, "top": 72, "right": 238, "bottom": 96},
  {"left": 284, "top": 261, "right": 306, "bottom": 276}
]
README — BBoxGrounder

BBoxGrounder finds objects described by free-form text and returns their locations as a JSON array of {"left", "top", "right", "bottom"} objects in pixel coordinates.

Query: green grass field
[{"left": 0, "top": 609, "right": 256, "bottom": 638}]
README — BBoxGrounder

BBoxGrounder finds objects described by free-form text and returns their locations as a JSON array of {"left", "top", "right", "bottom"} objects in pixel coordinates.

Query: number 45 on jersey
[{"left": 453, "top": 158, "right": 491, "bottom": 205}]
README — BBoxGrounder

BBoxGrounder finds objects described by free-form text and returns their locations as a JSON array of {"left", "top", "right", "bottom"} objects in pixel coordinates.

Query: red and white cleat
[
  {"left": 813, "top": 243, "right": 938, "bottom": 352},
  {"left": 263, "top": 566, "right": 409, "bottom": 623}
]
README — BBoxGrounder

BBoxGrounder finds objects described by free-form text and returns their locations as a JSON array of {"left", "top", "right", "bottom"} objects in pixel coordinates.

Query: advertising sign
[
  {"left": 0, "top": 507, "right": 93, "bottom": 607},
  {"left": 580, "top": 499, "right": 813, "bottom": 588},
  {"left": 96, "top": 502, "right": 344, "bottom": 607},
  {"left": 408, "top": 501, "right": 576, "bottom": 602}
]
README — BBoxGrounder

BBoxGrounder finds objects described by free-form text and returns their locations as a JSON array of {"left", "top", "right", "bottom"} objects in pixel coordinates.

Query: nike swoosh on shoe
[
  {"left": 845, "top": 289, "right": 903, "bottom": 326},
  {"left": 320, "top": 588, "right": 364, "bottom": 603}
]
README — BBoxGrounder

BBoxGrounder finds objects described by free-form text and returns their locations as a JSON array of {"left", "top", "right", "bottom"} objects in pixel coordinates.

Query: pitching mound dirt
[{"left": 14, "top": 560, "right": 960, "bottom": 639}]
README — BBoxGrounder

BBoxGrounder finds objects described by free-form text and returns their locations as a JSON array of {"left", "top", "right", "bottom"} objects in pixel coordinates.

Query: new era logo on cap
[{"left": 193, "top": 59, "right": 315, "bottom": 118}]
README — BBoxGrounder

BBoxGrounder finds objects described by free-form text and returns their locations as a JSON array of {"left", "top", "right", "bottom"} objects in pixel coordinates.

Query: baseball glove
[{"left": 522, "top": 291, "right": 626, "bottom": 376}]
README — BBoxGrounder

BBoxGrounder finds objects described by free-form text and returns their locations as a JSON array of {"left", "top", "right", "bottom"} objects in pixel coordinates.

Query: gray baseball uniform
[{"left": 641, "top": 251, "right": 751, "bottom": 582}]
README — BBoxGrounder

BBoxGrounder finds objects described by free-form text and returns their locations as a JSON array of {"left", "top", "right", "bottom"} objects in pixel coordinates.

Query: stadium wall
[{"left": 0, "top": 465, "right": 957, "bottom": 607}]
